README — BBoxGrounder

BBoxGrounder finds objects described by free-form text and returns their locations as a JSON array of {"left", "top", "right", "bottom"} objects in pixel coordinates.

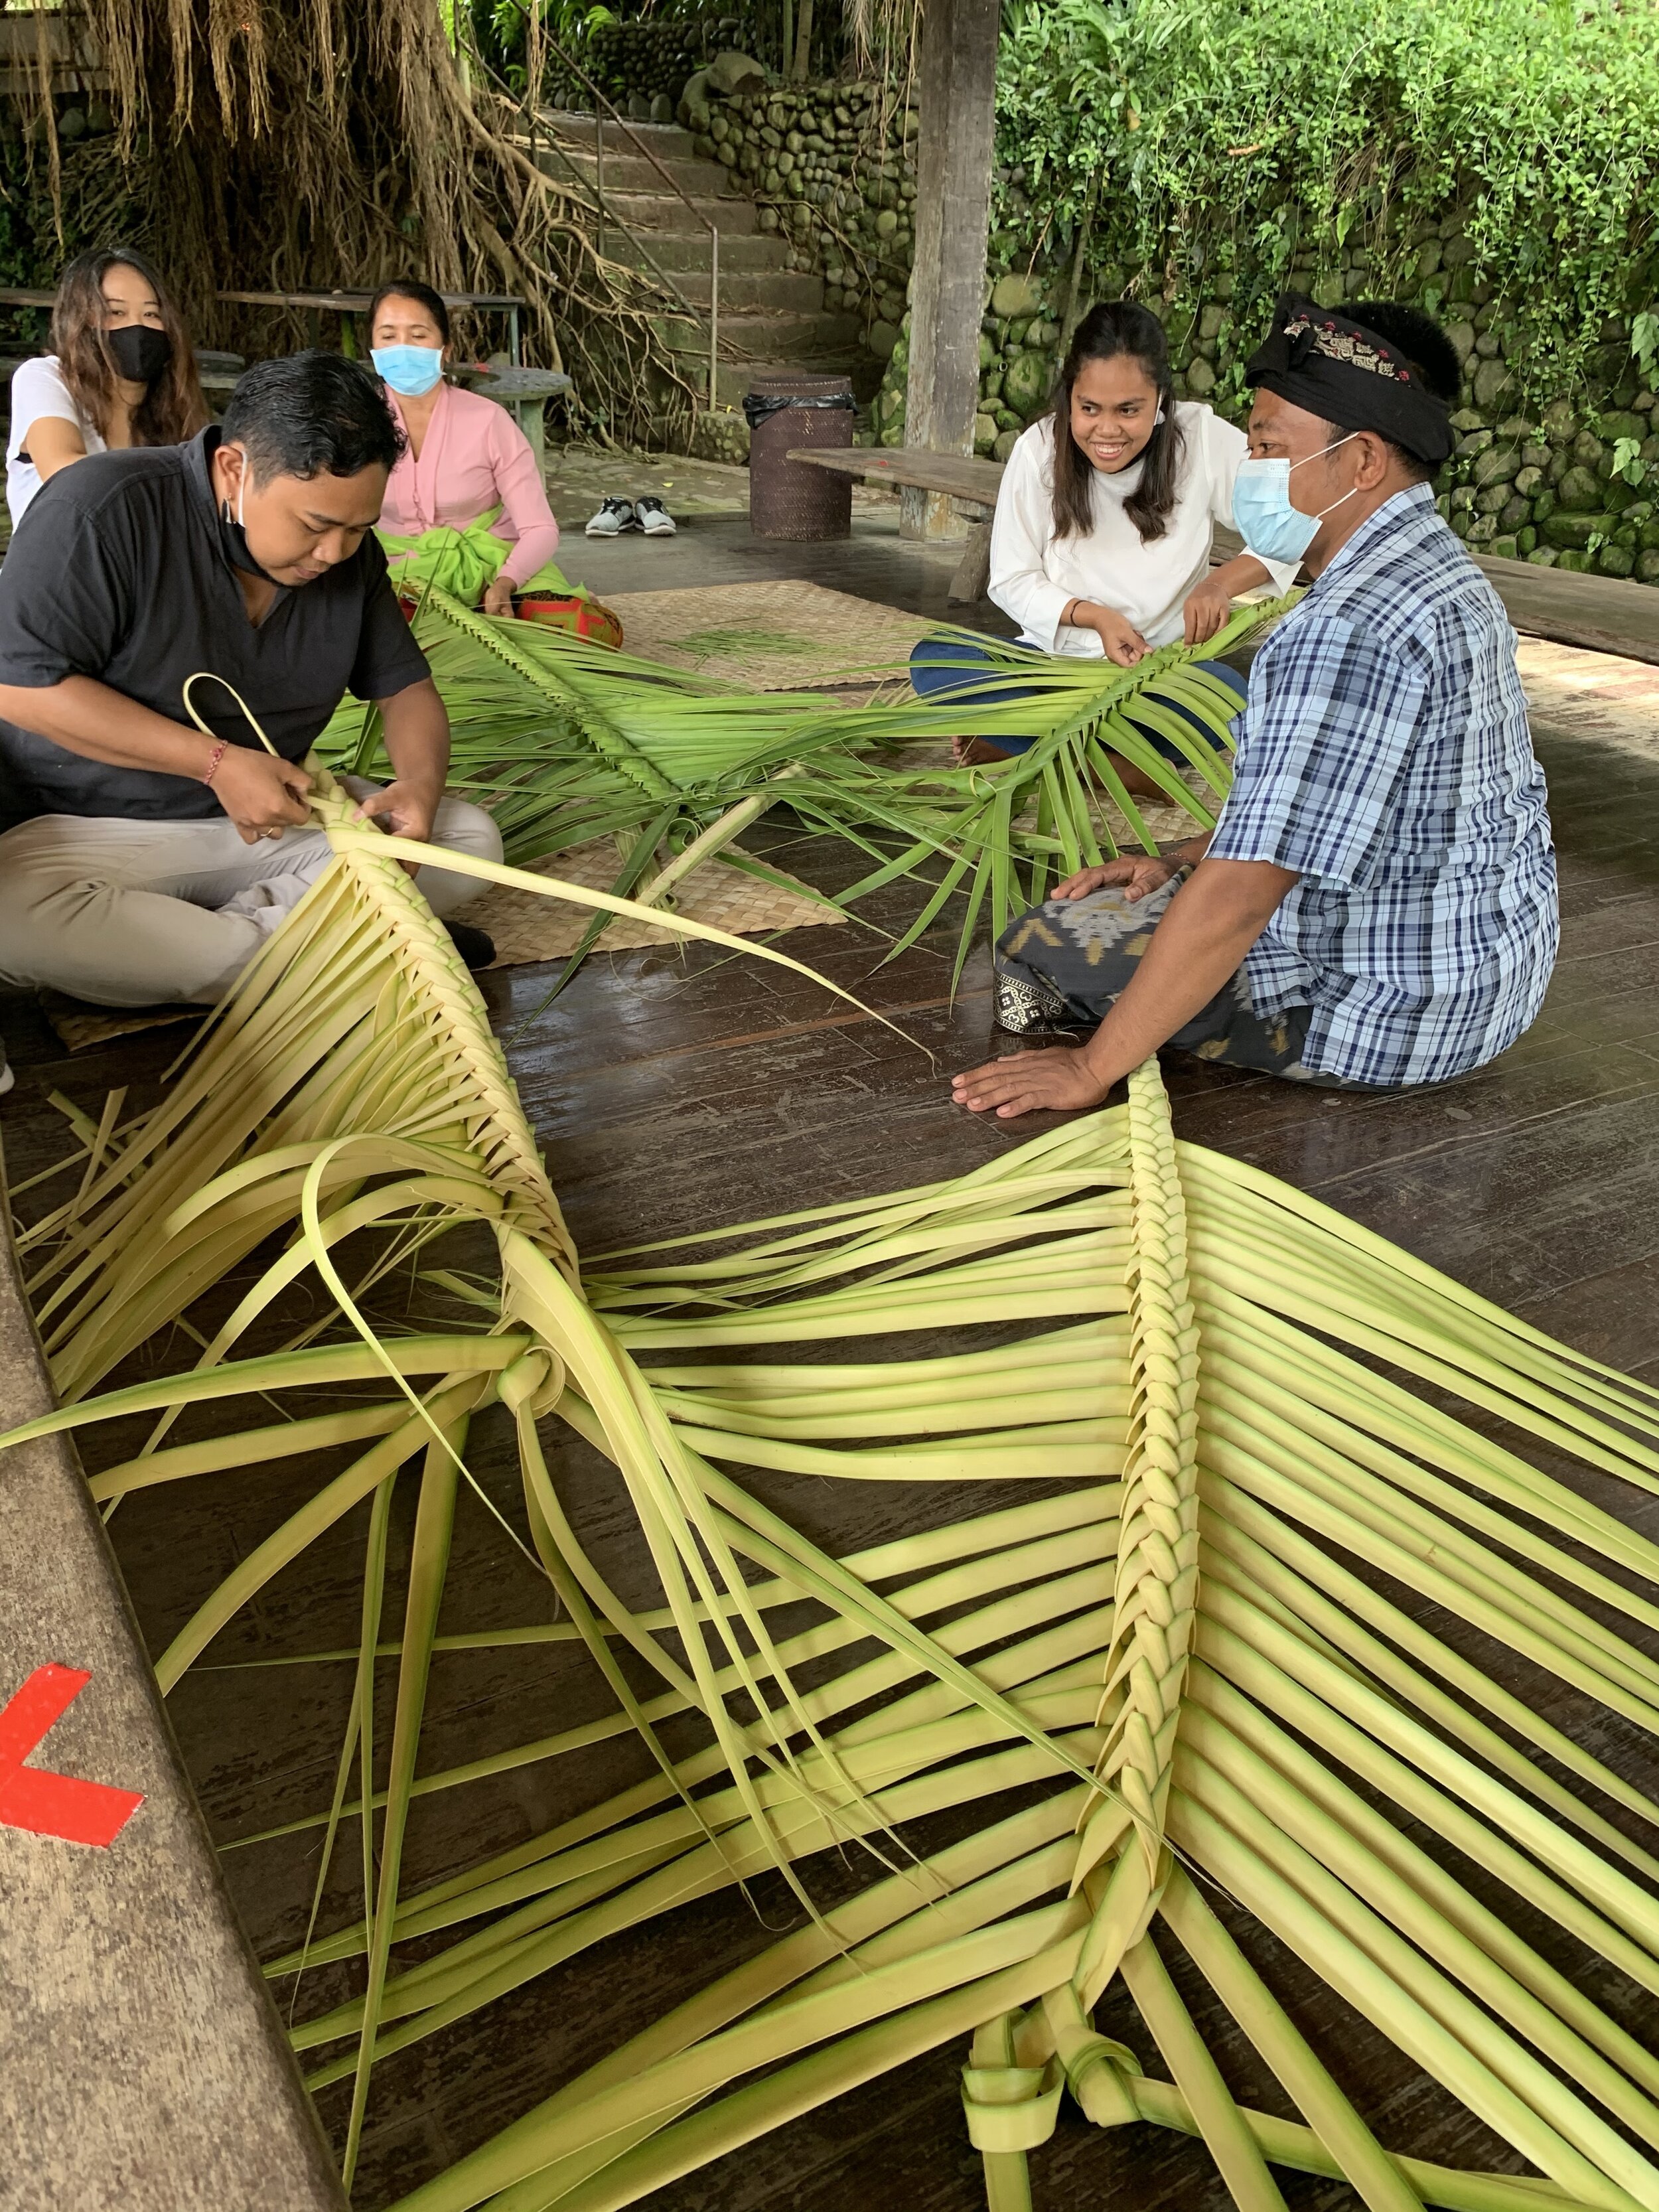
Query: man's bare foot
[{"left": 951, "top": 734, "right": 1017, "bottom": 767}]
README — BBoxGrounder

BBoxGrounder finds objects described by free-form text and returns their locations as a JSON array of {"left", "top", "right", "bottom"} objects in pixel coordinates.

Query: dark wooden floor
[{"left": 3, "top": 534, "right": 1659, "bottom": 2209}]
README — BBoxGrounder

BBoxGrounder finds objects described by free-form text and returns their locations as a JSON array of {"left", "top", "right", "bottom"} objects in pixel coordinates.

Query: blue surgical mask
[
  {"left": 372, "top": 344, "right": 445, "bottom": 398},
  {"left": 1232, "top": 433, "right": 1360, "bottom": 563}
]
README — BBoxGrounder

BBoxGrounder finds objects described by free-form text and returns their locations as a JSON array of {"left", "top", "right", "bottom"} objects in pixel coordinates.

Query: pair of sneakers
[{"left": 586, "top": 495, "right": 676, "bottom": 538}]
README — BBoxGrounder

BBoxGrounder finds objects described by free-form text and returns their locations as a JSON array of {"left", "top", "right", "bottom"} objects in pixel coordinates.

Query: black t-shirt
[{"left": 0, "top": 426, "right": 429, "bottom": 829}]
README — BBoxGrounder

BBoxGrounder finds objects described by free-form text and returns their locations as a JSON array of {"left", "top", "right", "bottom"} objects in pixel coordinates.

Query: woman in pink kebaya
[{"left": 368, "top": 277, "right": 567, "bottom": 614}]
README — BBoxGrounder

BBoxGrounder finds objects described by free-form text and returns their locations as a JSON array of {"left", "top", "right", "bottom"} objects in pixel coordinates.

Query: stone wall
[
  {"left": 683, "top": 73, "right": 918, "bottom": 365},
  {"left": 682, "top": 65, "right": 1659, "bottom": 587},
  {"left": 869, "top": 211, "right": 1659, "bottom": 585},
  {"left": 1254, "top": 224, "right": 1659, "bottom": 577},
  {"left": 877, "top": 263, "right": 1064, "bottom": 458},
  {"left": 1443, "top": 399, "right": 1659, "bottom": 577},
  {"left": 555, "top": 16, "right": 738, "bottom": 118}
]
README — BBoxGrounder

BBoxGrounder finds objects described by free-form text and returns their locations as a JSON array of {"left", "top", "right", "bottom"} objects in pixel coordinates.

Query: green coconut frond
[{"left": 320, "top": 587, "right": 1287, "bottom": 981}]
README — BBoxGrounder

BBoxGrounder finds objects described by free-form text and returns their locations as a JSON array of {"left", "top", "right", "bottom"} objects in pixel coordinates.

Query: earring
[{"left": 221, "top": 498, "right": 232, "bottom": 524}]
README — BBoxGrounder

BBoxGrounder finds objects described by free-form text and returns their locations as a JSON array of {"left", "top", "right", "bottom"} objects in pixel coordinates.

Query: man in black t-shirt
[{"left": 0, "top": 350, "right": 501, "bottom": 1008}]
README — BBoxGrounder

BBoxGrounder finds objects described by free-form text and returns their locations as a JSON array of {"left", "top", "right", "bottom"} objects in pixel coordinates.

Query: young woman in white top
[
  {"left": 6, "top": 248, "right": 208, "bottom": 528},
  {"left": 911, "top": 299, "right": 1297, "bottom": 769}
]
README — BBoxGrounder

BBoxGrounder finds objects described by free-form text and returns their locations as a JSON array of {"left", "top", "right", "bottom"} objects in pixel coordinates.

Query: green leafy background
[
  {"left": 995, "top": 0, "right": 1659, "bottom": 414},
  {"left": 868, "top": 0, "right": 1659, "bottom": 580}
]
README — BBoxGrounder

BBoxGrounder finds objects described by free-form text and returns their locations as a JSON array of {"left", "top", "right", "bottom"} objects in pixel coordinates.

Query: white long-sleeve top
[{"left": 987, "top": 404, "right": 1299, "bottom": 654}]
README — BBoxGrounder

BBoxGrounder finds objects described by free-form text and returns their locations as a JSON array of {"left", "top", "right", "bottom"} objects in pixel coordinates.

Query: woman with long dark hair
[
  {"left": 911, "top": 299, "right": 1297, "bottom": 767},
  {"left": 6, "top": 247, "right": 208, "bottom": 526}
]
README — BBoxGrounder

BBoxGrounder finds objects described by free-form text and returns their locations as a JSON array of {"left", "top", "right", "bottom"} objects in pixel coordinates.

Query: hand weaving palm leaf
[
  {"left": 9, "top": 795, "right": 1659, "bottom": 2212},
  {"left": 319, "top": 586, "right": 1287, "bottom": 981}
]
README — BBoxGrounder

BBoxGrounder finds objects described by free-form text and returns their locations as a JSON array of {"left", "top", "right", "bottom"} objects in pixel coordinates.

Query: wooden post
[{"left": 901, "top": 0, "right": 999, "bottom": 541}]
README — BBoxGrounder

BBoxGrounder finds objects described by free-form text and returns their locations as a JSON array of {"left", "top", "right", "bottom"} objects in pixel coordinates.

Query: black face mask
[
  {"left": 219, "top": 510, "right": 274, "bottom": 583},
  {"left": 108, "top": 323, "right": 172, "bottom": 385}
]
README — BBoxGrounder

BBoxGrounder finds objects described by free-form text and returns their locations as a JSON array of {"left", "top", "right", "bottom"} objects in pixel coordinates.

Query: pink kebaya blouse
[{"left": 382, "top": 381, "right": 561, "bottom": 587}]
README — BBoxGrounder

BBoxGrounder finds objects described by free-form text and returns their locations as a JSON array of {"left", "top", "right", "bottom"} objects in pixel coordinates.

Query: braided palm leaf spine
[{"left": 1070, "top": 1058, "right": 1200, "bottom": 1999}]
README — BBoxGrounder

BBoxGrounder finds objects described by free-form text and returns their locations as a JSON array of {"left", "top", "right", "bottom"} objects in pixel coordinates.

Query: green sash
[{"left": 378, "top": 505, "right": 572, "bottom": 603}]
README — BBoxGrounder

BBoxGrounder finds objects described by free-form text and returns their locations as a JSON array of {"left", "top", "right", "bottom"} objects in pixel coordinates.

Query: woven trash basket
[{"left": 745, "top": 374, "right": 855, "bottom": 540}]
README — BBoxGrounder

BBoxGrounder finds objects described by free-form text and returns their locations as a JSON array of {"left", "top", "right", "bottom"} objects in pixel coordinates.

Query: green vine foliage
[{"left": 995, "top": 0, "right": 1659, "bottom": 412}]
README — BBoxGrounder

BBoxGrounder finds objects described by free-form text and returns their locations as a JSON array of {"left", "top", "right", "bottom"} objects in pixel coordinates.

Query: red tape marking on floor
[{"left": 0, "top": 1664, "right": 144, "bottom": 1848}]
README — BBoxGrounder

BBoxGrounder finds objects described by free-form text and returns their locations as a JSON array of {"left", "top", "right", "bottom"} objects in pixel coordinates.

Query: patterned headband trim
[
  {"left": 1279, "top": 312, "right": 1410, "bottom": 384},
  {"left": 1242, "top": 291, "right": 1453, "bottom": 466}
]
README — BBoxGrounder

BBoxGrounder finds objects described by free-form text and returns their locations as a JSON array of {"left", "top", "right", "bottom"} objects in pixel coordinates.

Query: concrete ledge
[{"left": 0, "top": 1152, "right": 345, "bottom": 2211}]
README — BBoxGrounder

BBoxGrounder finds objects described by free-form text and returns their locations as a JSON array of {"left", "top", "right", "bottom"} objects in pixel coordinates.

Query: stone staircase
[{"left": 536, "top": 111, "right": 877, "bottom": 424}]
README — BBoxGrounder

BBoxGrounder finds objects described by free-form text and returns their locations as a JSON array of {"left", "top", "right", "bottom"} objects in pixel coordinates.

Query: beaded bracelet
[{"left": 202, "top": 739, "right": 230, "bottom": 786}]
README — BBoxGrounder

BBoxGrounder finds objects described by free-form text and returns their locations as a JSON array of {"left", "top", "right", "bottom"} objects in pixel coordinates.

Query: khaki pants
[{"left": 0, "top": 781, "right": 502, "bottom": 1008}]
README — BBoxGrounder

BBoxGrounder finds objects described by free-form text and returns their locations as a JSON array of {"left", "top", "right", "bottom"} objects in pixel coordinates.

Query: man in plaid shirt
[{"left": 955, "top": 293, "right": 1557, "bottom": 1117}]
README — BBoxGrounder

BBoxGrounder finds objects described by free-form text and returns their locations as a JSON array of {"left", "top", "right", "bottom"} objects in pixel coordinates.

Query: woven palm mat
[
  {"left": 39, "top": 991, "right": 200, "bottom": 1053},
  {"left": 38, "top": 845, "right": 844, "bottom": 1051},
  {"left": 470, "top": 839, "right": 847, "bottom": 966},
  {"left": 605, "top": 580, "right": 932, "bottom": 694}
]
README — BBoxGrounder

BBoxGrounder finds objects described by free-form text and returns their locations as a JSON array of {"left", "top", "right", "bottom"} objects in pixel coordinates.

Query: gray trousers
[{"left": 0, "top": 780, "right": 502, "bottom": 1008}]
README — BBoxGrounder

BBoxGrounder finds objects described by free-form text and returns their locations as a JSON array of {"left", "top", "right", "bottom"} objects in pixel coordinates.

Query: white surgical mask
[{"left": 218, "top": 445, "right": 273, "bottom": 581}]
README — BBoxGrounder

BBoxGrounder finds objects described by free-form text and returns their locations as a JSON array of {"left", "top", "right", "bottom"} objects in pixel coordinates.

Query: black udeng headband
[{"left": 1244, "top": 293, "right": 1455, "bottom": 467}]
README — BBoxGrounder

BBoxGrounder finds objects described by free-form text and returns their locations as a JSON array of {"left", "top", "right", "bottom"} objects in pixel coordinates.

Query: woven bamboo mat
[
  {"left": 471, "top": 839, "right": 847, "bottom": 966},
  {"left": 605, "top": 580, "right": 933, "bottom": 694}
]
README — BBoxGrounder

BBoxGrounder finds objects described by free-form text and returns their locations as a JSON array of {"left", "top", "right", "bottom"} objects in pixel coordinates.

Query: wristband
[{"left": 202, "top": 739, "right": 230, "bottom": 786}]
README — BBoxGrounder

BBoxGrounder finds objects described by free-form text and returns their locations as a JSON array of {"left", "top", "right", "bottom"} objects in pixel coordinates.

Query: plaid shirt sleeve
[{"left": 1206, "top": 613, "right": 1426, "bottom": 889}]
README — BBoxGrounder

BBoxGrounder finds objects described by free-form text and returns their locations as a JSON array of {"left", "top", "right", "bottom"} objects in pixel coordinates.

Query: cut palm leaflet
[
  {"left": 10, "top": 770, "right": 1659, "bottom": 2212},
  {"left": 321, "top": 583, "right": 1285, "bottom": 982}
]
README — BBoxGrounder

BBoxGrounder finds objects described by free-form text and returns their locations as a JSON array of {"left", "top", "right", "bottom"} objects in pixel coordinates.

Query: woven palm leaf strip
[{"left": 5, "top": 792, "right": 1659, "bottom": 2212}]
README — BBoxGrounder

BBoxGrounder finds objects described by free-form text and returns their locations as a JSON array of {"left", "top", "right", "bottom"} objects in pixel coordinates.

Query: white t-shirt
[
  {"left": 988, "top": 403, "right": 1299, "bottom": 654},
  {"left": 7, "top": 356, "right": 105, "bottom": 528}
]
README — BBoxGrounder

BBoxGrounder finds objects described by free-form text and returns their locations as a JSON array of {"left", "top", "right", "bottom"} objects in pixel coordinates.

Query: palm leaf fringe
[
  {"left": 321, "top": 585, "right": 1289, "bottom": 979},
  {"left": 7, "top": 797, "right": 1659, "bottom": 2212}
]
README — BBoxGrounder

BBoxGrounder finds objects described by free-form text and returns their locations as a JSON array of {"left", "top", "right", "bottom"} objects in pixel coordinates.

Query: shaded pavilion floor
[{"left": 3, "top": 513, "right": 1659, "bottom": 2209}]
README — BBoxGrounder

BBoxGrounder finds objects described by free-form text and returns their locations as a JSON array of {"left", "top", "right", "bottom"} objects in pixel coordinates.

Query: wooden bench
[
  {"left": 217, "top": 296, "right": 569, "bottom": 453},
  {"left": 219, "top": 287, "right": 530, "bottom": 362},
  {"left": 791, "top": 443, "right": 1659, "bottom": 668},
  {"left": 788, "top": 445, "right": 1003, "bottom": 602},
  {"left": 193, "top": 348, "right": 245, "bottom": 400},
  {"left": 0, "top": 315, "right": 247, "bottom": 400}
]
